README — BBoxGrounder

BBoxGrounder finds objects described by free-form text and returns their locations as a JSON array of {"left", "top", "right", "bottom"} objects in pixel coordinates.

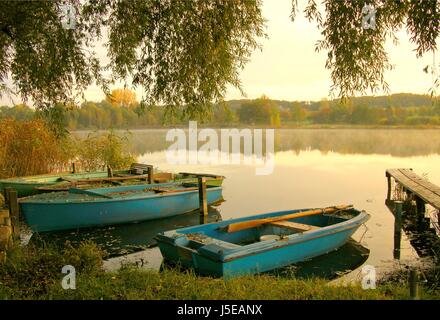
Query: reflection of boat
[
  {"left": 29, "top": 207, "right": 223, "bottom": 258},
  {"left": 156, "top": 206, "right": 370, "bottom": 277},
  {"left": 271, "top": 239, "right": 370, "bottom": 280},
  {"left": 20, "top": 182, "right": 223, "bottom": 232}
]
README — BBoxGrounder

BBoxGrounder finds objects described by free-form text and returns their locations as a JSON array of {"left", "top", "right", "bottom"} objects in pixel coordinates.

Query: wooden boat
[
  {"left": 0, "top": 163, "right": 152, "bottom": 197},
  {"left": 0, "top": 163, "right": 224, "bottom": 197},
  {"left": 0, "top": 170, "right": 130, "bottom": 197},
  {"left": 19, "top": 182, "right": 223, "bottom": 232},
  {"left": 155, "top": 205, "right": 370, "bottom": 277}
]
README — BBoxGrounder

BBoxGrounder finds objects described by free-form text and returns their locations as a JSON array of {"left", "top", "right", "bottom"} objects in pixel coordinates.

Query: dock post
[
  {"left": 393, "top": 201, "right": 403, "bottom": 260},
  {"left": 409, "top": 270, "right": 420, "bottom": 300},
  {"left": 6, "top": 189, "right": 19, "bottom": 238},
  {"left": 0, "top": 208, "right": 12, "bottom": 254},
  {"left": 198, "top": 177, "right": 208, "bottom": 221},
  {"left": 3, "top": 187, "right": 12, "bottom": 207},
  {"left": 147, "top": 166, "right": 153, "bottom": 184},
  {"left": 107, "top": 165, "right": 113, "bottom": 177},
  {"left": 386, "top": 172, "right": 392, "bottom": 201},
  {"left": 415, "top": 196, "right": 425, "bottom": 231},
  {"left": 72, "top": 162, "right": 77, "bottom": 174}
]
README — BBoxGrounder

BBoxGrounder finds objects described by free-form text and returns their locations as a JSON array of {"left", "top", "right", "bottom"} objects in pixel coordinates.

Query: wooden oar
[
  {"left": 222, "top": 204, "right": 353, "bottom": 233},
  {"left": 58, "top": 174, "right": 150, "bottom": 184},
  {"left": 179, "top": 172, "right": 224, "bottom": 179}
]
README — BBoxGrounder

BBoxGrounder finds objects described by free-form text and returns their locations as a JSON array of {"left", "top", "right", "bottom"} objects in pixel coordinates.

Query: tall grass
[
  {"left": 72, "top": 131, "right": 135, "bottom": 172},
  {"left": 0, "top": 118, "right": 136, "bottom": 179},
  {"left": 0, "top": 118, "right": 72, "bottom": 178},
  {"left": 0, "top": 242, "right": 437, "bottom": 300}
]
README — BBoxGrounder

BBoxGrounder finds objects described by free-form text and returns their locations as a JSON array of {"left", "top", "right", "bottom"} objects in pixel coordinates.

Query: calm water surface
[{"left": 39, "top": 129, "right": 440, "bottom": 281}]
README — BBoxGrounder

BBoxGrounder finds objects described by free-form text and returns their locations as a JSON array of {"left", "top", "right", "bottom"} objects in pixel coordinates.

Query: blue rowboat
[
  {"left": 19, "top": 182, "right": 223, "bottom": 232},
  {"left": 155, "top": 206, "right": 370, "bottom": 277}
]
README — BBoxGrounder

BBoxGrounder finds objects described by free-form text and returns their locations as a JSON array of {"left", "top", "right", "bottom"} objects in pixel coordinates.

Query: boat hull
[
  {"left": 156, "top": 208, "right": 370, "bottom": 277},
  {"left": 20, "top": 187, "right": 223, "bottom": 232}
]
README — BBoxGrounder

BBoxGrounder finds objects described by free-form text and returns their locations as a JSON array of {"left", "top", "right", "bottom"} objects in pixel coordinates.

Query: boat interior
[{"left": 180, "top": 209, "right": 359, "bottom": 248}]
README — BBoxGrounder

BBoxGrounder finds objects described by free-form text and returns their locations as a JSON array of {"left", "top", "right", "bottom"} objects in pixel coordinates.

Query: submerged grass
[{"left": 0, "top": 242, "right": 438, "bottom": 300}]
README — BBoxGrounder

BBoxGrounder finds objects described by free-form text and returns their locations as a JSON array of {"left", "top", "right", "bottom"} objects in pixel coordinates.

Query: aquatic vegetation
[
  {"left": 0, "top": 119, "right": 135, "bottom": 178},
  {"left": 72, "top": 131, "right": 135, "bottom": 172}
]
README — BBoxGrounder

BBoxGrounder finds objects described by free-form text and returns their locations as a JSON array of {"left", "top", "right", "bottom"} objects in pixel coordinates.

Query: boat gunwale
[
  {"left": 0, "top": 170, "right": 128, "bottom": 185},
  {"left": 19, "top": 183, "right": 223, "bottom": 204}
]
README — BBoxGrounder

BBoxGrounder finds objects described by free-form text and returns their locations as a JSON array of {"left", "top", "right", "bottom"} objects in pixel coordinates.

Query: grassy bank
[{"left": 0, "top": 242, "right": 438, "bottom": 300}]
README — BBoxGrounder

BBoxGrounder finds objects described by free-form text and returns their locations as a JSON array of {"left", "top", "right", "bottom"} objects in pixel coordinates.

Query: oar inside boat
[{"left": 221, "top": 204, "right": 353, "bottom": 233}]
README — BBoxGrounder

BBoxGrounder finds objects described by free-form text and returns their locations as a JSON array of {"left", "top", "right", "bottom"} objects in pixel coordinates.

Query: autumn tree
[
  {"left": 238, "top": 95, "right": 281, "bottom": 126},
  {"left": 105, "top": 88, "right": 138, "bottom": 108}
]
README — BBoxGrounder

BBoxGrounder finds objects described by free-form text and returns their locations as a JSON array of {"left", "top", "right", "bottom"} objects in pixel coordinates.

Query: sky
[
  {"left": 226, "top": 0, "right": 438, "bottom": 101},
  {"left": 1, "top": 0, "right": 438, "bottom": 106}
]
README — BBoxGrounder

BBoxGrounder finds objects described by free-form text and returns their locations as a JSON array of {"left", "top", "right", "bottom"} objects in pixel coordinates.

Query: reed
[
  {"left": 0, "top": 118, "right": 72, "bottom": 178},
  {"left": 72, "top": 131, "right": 135, "bottom": 172},
  {"left": 0, "top": 119, "right": 135, "bottom": 179}
]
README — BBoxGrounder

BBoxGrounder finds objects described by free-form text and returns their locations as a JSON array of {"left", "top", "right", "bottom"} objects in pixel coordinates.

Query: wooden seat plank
[{"left": 269, "top": 220, "right": 319, "bottom": 232}]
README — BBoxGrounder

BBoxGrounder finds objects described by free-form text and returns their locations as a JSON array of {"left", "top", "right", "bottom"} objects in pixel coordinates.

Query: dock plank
[{"left": 386, "top": 168, "right": 440, "bottom": 210}]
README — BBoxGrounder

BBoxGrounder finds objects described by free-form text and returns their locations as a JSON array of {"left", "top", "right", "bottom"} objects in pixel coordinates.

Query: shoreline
[{"left": 71, "top": 124, "right": 440, "bottom": 132}]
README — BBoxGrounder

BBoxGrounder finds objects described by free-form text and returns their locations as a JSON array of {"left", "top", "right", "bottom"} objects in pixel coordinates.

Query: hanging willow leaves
[
  {"left": 291, "top": 0, "right": 439, "bottom": 97},
  {"left": 1, "top": 0, "right": 439, "bottom": 117},
  {"left": 0, "top": 0, "right": 265, "bottom": 118}
]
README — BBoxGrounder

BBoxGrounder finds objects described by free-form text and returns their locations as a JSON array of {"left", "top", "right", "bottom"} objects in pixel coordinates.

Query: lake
[{"left": 35, "top": 128, "right": 440, "bottom": 281}]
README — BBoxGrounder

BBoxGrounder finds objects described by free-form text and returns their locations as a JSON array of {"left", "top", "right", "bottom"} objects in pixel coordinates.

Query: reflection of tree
[
  {"left": 275, "top": 129, "right": 440, "bottom": 157},
  {"left": 75, "top": 129, "right": 440, "bottom": 158}
]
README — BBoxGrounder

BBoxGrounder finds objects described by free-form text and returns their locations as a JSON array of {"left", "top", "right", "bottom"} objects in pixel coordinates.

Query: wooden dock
[
  {"left": 386, "top": 168, "right": 440, "bottom": 211},
  {"left": 386, "top": 168, "right": 440, "bottom": 260}
]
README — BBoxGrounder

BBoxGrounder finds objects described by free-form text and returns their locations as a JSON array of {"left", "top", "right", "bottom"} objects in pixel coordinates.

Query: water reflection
[
  {"left": 271, "top": 240, "right": 370, "bottom": 280},
  {"left": 73, "top": 129, "right": 440, "bottom": 158},
  {"left": 161, "top": 240, "right": 369, "bottom": 280},
  {"left": 29, "top": 207, "right": 222, "bottom": 258}
]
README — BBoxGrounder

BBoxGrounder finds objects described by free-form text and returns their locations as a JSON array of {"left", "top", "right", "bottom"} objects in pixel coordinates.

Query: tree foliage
[
  {"left": 106, "top": 88, "right": 138, "bottom": 108},
  {"left": 0, "top": 0, "right": 265, "bottom": 117},
  {"left": 2, "top": 93, "right": 440, "bottom": 128},
  {"left": 1, "top": 0, "right": 439, "bottom": 117},
  {"left": 238, "top": 95, "right": 281, "bottom": 125}
]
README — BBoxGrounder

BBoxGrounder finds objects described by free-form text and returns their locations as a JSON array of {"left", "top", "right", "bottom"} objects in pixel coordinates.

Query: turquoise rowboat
[
  {"left": 19, "top": 182, "right": 223, "bottom": 232},
  {"left": 155, "top": 205, "right": 370, "bottom": 277},
  {"left": 0, "top": 169, "right": 224, "bottom": 197},
  {"left": 0, "top": 170, "right": 129, "bottom": 197}
]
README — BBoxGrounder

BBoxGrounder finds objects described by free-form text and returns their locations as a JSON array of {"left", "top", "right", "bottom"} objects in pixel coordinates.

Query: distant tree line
[{"left": 1, "top": 90, "right": 439, "bottom": 128}]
